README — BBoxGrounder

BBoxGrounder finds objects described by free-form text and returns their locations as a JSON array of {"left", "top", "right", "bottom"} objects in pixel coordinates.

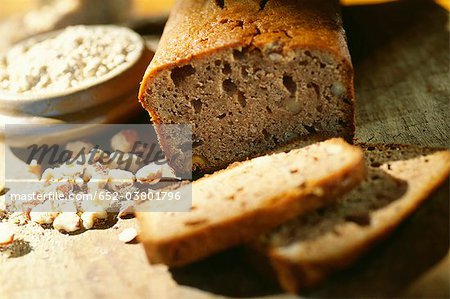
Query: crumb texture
[
  {"left": 139, "top": 0, "right": 354, "bottom": 173},
  {"left": 255, "top": 144, "right": 450, "bottom": 292},
  {"left": 138, "top": 139, "right": 365, "bottom": 266}
]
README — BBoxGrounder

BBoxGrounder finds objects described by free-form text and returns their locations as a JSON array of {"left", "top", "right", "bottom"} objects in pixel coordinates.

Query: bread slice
[
  {"left": 138, "top": 0, "right": 354, "bottom": 173},
  {"left": 250, "top": 144, "right": 450, "bottom": 293},
  {"left": 137, "top": 139, "right": 365, "bottom": 267}
]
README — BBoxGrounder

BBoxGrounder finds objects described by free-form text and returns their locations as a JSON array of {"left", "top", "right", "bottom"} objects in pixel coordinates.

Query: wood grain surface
[{"left": 0, "top": 1, "right": 448, "bottom": 298}]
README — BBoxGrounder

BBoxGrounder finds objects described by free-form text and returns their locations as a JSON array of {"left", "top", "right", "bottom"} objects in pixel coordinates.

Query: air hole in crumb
[
  {"left": 234, "top": 20, "right": 244, "bottom": 29},
  {"left": 259, "top": 0, "right": 269, "bottom": 10},
  {"left": 223, "top": 79, "right": 237, "bottom": 95},
  {"left": 316, "top": 105, "right": 323, "bottom": 113},
  {"left": 241, "top": 68, "right": 249, "bottom": 78},
  {"left": 171, "top": 65, "right": 196, "bottom": 86},
  {"left": 215, "top": 0, "right": 224, "bottom": 9},
  {"left": 299, "top": 60, "right": 308, "bottom": 66},
  {"left": 371, "top": 162, "right": 381, "bottom": 168},
  {"left": 304, "top": 50, "right": 312, "bottom": 58},
  {"left": 222, "top": 63, "right": 232, "bottom": 74},
  {"left": 193, "top": 139, "right": 204, "bottom": 147},
  {"left": 424, "top": 159, "right": 429, "bottom": 163},
  {"left": 367, "top": 146, "right": 375, "bottom": 151},
  {"left": 237, "top": 91, "right": 246, "bottom": 107},
  {"left": 219, "top": 18, "right": 228, "bottom": 24},
  {"left": 304, "top": 125, "right": 316, "bottom": 134},
  {"left": 343, "top": 98, "right": 352, "bottom": 105},
  {"left": 338, "top": 119, "right": 347, "bottom": 126},
  {"left": 215, "top": 60, "right": 221, "bottom": 66},
  {"left": 190, "top": 99, "right": 202, "bottom": 113},
  {"left": 266, "top": 106, "right": 272, "bottom": 113},
  {"left": 283, "top": 75, "right": 296, "bottom": 95},
  {"left": 308, "top": 82, "right": 320, "bottom": 99},
  {"left": 217, "top": 113, "right": 226, "bottom": 119},
  {"left": 262, "top": 129, "right": 270, "bottom": 140},
  {"left": 233, "top": 49, "right": 245, "bottom": 60}
]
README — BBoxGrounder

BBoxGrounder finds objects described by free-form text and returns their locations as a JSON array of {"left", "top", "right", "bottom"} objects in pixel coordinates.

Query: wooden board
[{"left": 0, "top": 1, "right": 448, "bottom": 298}]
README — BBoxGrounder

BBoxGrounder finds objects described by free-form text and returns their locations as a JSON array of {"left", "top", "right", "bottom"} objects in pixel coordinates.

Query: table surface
[{"left": 0, "top": 1, "right": 449, "bottom": 298}]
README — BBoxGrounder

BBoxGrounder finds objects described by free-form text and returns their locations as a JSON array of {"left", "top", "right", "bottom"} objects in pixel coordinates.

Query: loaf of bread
[
  {"left": 250, "top": 144, "right": 450, "bottom": 293},
  {"left": 138, "top": 0, "right": 354, "bottom": 173},
  {"left": 137, "top": 139, "right": 364, "bottom": 267}
]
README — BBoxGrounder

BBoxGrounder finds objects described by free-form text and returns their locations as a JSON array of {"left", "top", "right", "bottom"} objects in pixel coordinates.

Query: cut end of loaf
[{"left": 141, "top": 45, "right": 354, "bottom": 173}]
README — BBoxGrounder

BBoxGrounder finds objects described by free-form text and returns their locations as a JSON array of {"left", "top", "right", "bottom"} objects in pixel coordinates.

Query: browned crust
[
  {"left": 139, "top": 0, "right": 352, "bottom": 101},
  {"left": 261, "top": 145, "right": 450, "bottom": 293},
  {"left": 137, "top": 139, "right": 365, "bottom": 267},
  {"left": 137, "top": 0, "right": 355, "bottom": 173}
]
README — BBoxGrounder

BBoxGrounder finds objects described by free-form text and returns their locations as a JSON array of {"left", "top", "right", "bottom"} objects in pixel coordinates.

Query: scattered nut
[
  {"left": 83, "top": 163, "right": 109, "bottom": 181},
  {"left": 53, "top": 212, "right": 81, "bottom": 232},
  {"left": 28, "top": 159, "right": 42, "bottom": 178},
  {"left": 41, "top": 168, "right": 56, "bottom": 185},
  {"left": 110, "top": 130, "right": 138, "bottom": 153},
  {"left": 81, "top": 206, "right": 107, "bottom": 230},
  {"left": 0, "top": 195, "right": 6, "bottom": 215},
  {"left": 118, "top": 227, "right": 137, "bottom": 243},
  {"left": 136, "top": 163, "right": 162, "bottom": 184},
  {"left": 108, "top": 169, "right": 135, "bottom": 192},
  {"left": 7, "top": 212, "right": 28, "bottom": 225},
  {"left": 160, "top": 161, "right": 178, "bottom": 179},
  {"left": 74, "top": 176, "right": 85, "bottom": 188},
  {"left": 58, "top": 163, "right": 85, "bottom": 178},
  {"left": 117, "top": 201, "right": 135, "bottom": 218},
  {"left": 0, "top": 223, "right": 15, "bottom": 245},
  {"left": 30, "top": 202, "right": 59, "bottom": 224}
]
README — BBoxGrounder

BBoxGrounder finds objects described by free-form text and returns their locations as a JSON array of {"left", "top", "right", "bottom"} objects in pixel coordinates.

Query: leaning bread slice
[
  {"left": 137, "top": 138, "right": 365, "bottom": 267},
  {"left": 251, "top": 144, "right": 450, "bottom": 293}
]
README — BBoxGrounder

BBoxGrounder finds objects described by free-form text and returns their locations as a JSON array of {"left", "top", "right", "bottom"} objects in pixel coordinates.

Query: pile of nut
[{"left": 0, "top": 129, "right": 178, "bottom": 235}]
